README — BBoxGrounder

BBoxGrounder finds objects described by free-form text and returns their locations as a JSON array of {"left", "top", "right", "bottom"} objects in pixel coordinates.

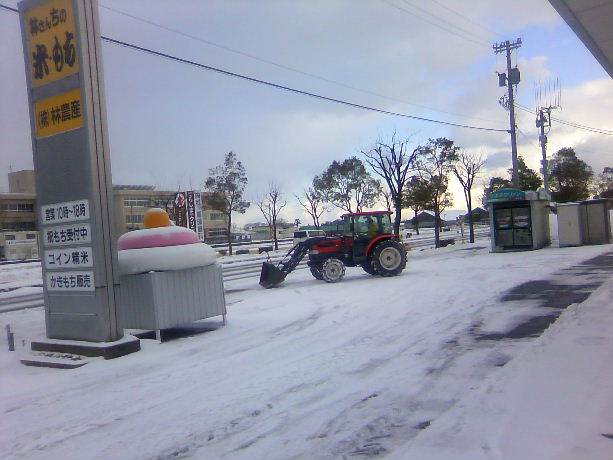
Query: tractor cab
[{"left": 341, "top": 211, "right": 394, "bottom": 263}]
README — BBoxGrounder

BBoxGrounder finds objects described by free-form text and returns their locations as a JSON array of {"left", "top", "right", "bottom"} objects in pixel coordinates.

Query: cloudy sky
[{"left": 1, "top": 0, "right": 612, "bottom": 226}]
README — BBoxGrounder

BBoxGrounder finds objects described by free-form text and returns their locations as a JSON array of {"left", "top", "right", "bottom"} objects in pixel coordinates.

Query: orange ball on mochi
[{"left": 143, "top": 208, "right": 171, "bottom": 229}]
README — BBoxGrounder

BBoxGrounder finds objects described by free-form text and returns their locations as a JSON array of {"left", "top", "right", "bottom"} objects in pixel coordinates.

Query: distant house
[
  {"left": 248, "top": 222, "right": 295, "bottom": 241},
  {"left": 231, "top": 230, "right": 252, "bottom": 243},
  {"left": 461, "top": 207, "right": 489, "bottom": 223},
  {"left": 403, "top": 211, "right": 436, "bottom": 229}
]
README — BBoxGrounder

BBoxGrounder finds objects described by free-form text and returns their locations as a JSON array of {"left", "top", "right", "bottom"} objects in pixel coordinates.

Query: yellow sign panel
[
  {"left": 25, "top": 0, "right": 79, "bottom": 87},
  {"left": 35, "top": 88, "right": 83, "bottom": 138}
]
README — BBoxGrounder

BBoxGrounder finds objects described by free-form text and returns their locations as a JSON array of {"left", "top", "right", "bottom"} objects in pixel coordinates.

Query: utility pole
[
  {"left": 536, "top": 108, "right": 551, "bottom": 193},
  {"left": 493, "top": 38, "right": 522, "bottom": 188}
]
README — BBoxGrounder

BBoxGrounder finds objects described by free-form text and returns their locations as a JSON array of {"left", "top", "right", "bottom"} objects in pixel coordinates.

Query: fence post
[{"left": 6, "top": 324, "right": 15, "bottom": 352}]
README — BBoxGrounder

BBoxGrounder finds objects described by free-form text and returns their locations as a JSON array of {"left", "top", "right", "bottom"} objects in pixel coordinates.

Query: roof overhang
[{"left": 548, "top": 0, "right": 613, "bottom": 78}]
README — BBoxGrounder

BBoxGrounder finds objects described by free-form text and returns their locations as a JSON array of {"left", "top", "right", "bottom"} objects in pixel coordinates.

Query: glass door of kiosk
[{"left": 494, "top": 202, "right": 533, "bottom": 249}]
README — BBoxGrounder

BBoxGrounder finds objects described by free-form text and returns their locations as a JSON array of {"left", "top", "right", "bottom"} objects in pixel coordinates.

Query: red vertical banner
[{"left": 173, "top": 192, "right": 187, "bottom": 228}]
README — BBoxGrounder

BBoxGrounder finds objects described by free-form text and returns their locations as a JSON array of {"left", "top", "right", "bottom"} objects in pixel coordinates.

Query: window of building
[
  {"left": 209, "top": 212, "right": 225, "bottom": 221},
  {"left": 4, "top": 222, "right": 36, "bottom": 231},
  {"left": 125, "top": 214, "right": 144, "bottom": 224},
  {"left": 207, "top": 228, "right": 228, "bottom": 237},
  {"left": 124, "top": 198, "right": 151, "bottom": 208},
  {"left": 1, "top": 203, "right": 34, "bottom": 212},
  {"left": 5, "top": 235, "right": 15, "bottom": 240},
  {"left": 18, "top": 203, "right": 34, "bottom": 212},
  {"left": 26, "top": 233, "right": 37, "bottom": 239}
]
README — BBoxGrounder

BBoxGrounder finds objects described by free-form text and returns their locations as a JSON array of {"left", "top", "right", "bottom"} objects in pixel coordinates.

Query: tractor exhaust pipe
[{"left": 259, "top": 262, "right": 287, "bottom": 288}]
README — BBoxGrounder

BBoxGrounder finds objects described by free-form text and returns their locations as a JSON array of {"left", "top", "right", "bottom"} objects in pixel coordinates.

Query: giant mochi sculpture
[
  {"left": 115, "top": 208, "right": 226, "bottom": 339},
  {"left": 117, "top": 208, "right": 217, "bottom": 275}
]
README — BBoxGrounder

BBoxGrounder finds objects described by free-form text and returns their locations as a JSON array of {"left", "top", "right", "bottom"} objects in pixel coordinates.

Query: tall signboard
[
  {"left": 174, "top": 191, "right": 204, "bottom": 241},
  {"left": 19, "top": 0, "right": 121, "bottom": 342}
]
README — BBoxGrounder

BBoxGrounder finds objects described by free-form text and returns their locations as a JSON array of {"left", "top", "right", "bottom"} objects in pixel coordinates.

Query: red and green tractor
[{"left": 259, "top": 211, "right": 407, "bottom": 288}]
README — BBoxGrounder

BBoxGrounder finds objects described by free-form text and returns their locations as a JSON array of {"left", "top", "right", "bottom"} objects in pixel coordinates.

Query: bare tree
[
  {"left": 453, "top": 151, "right": 485, "bottom": 243},
  {"left": 362, "top": 133, "right": 418, "bottom": 235},
  {"left": 382, "top": 189, "right": 393, "bottom": 213},
  {"left": 295, "top": 187, "right": 327, "bottom": 228},
  {"left": 204, "top": 151, "right": 250, "bottom": 255},
  {"left": 415, "top": 138, "right": 459, "bottom": 248},
  {"left": 257, "top": 182, "right": 287, "bottom": 250}
]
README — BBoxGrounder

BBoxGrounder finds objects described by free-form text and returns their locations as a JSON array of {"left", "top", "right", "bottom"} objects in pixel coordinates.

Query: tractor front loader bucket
[{"left": 259, "top": 262, "right": 287, "bottom": 288}]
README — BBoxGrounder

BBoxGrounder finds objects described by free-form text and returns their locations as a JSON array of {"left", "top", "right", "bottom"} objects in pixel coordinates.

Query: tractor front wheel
[
  {"left": 371, "top": 240, "right": 406, "bottom": 277},
  {"left": 310, "top": 264, "right": 324, "bottom": 280},
  {"left": 321, "top": 258, "right": 346, "bottom": 283}
]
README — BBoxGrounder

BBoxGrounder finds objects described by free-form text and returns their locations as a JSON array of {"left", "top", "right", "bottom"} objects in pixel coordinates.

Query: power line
[
  {"left": 516, "top": 126, "right": 541, "bottom": 152},
  {"left": 0, "top": 3, "right": 16, "bottom": 12},
  {"left": 100, "top": 3, "right": 496, "bottom": 124},
  {"left": 428, "top": 0, "right": 503, "bottom": 39},
  {"left": 0, "top": 3, "right": 508, "bottom": 133},
  {"left": 551, "top": 116, "right": 613, "bottom": 135},
  {"left": 398, "top": 0, "right": 491, "bottom": 45},
  {"left": 515, "top": 103, "right": 613, "bottom": 135},
  {"left": 380, "top": 0, "right": 489, "bottom": 48},
  {"left": 102, "top": 36, "right": 508, "bottom": 132}
]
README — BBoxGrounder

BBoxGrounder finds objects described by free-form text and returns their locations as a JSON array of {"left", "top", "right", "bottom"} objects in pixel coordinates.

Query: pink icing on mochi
[{"left": 118, "top": 225, "right": 200, "bottom": 250}]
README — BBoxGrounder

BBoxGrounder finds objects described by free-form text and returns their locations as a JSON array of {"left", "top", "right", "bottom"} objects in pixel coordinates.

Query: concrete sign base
[{"left": 30, "top": 334, "right": 140, "bottom": 359}]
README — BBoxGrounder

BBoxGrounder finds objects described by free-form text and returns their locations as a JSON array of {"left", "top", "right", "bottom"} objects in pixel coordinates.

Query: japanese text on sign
[
  {"left": 46, "top": 271, "right": 95, "bottom": 292},
  {"left": 35, "top": 88, "right": 83, "bottom": 138},
  {"left": 24, "top": 0, "right": 79, "bottom": 86},
  {"left": 43, "top": 223, "right": 91, "bottom": 247},
  {"left": 41, "top": 199, "right": 89, "bottom": 224},
  {"left": 45, "top": 246, "right": 93, "bottom": 269}
]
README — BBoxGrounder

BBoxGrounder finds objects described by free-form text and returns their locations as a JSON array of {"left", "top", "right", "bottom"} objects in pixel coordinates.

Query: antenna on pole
[{"left": 535, "top": 78, "right": 562, "bottom": 194}]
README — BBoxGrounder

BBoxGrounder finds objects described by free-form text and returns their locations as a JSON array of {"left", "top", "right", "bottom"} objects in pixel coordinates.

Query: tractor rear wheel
[
  {"left": 310, "top": 265, "right": 324, "bottom": 280},
  {"left": 361, "top": 262, "right": 378, "bottom": 276},
  {"left": 321, "top": 258, "right": 346, "bottom": 283},
  {"left": 371, "top": 240, "right": 406, "bottom": 277}
]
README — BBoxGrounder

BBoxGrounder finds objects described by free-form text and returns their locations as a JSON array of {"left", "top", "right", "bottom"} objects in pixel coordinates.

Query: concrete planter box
[{"left": 116, "top": 263, "right": 226, "bottom": 332}]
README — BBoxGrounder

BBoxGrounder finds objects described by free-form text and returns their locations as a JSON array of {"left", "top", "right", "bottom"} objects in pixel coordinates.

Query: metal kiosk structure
[
  {"left": 488, "top": 188, "right": 551, "bottom": 252},
  {"left": 558, "top": 199, "right": 612, "bottom": 247}
]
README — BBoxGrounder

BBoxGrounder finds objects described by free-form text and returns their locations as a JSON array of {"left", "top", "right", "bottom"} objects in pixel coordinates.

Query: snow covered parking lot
[{"left": 1, "top": 243, "right": 612, "bottom": 459}]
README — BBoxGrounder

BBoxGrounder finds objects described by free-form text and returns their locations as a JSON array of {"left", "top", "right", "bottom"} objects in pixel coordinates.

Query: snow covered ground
[
  {"left": 1, "top": 243, "right": 612, "bottom": 459},
  {"left": 0, "top": 261, "right": 42, "bottom": 301},
  {"left": 389, "top": 277, "right": 613, "bottom": 460}
]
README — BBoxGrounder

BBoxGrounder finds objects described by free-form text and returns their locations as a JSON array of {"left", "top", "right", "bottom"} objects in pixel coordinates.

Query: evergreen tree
[
  {"left": 549, "top": 148, "right": 594, "bottom": 202},
  {"left": 483, "top": 176, "right": 512, "bottom": 199},
  {"left": 414, "top": 138, "right": 459, "bottom": 248},
  {"left": 313, "top": 157, "right": 381, "bottom": 213},
  {"left": 403, "top": 176, "right": 436, "bottom": 235},
  {"left": 596, "top": 167, "right": 613, "bottom": 196},
  {"left": 512, "top": 156, "right": 542, "bottom": 191}
]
